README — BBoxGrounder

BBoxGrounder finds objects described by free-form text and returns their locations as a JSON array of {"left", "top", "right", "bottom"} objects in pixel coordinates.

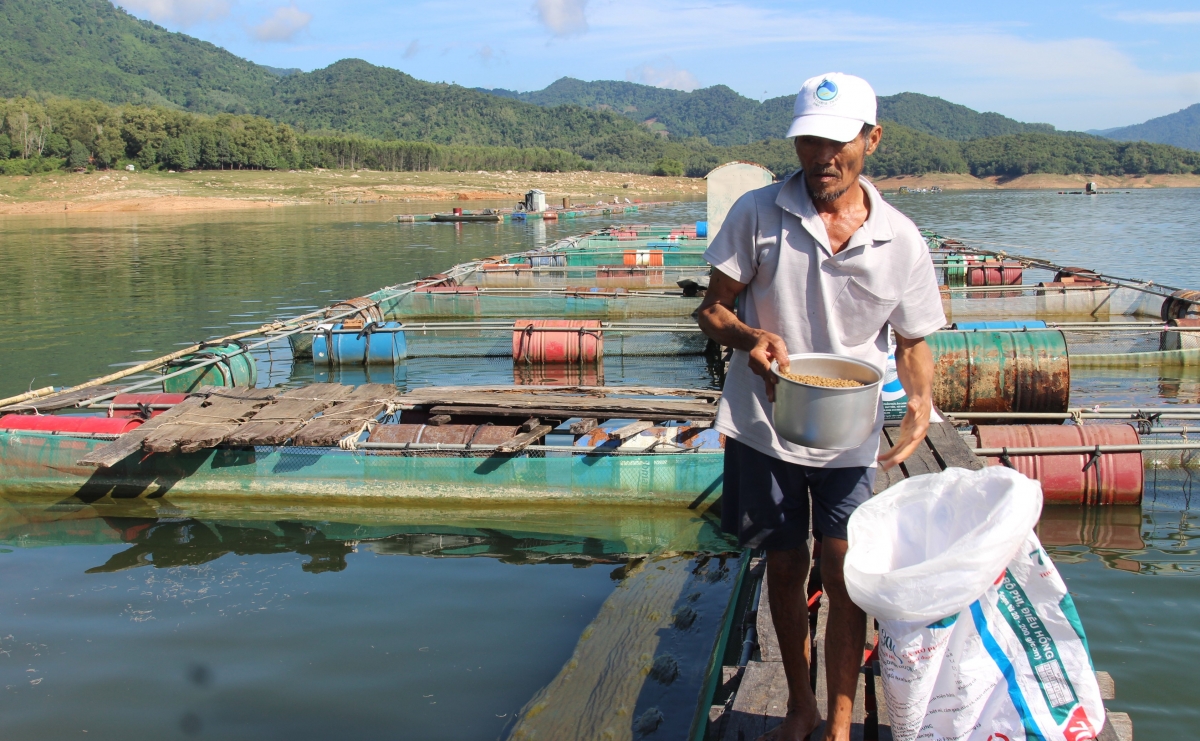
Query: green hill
[
  {"left": 0, "top": 0, "right": 1197, "bottom": 180},
  {"left": 876, "top": 93, "right": 1055, "bottom": 140},
  {"left": 0, "top": 0, "right": 666, "bottom": 155},
  {"left": 478, "top": 79, "right": 1054, "bottom": 144},
  {"left": 0, "top": 0, "right": 275, "bottom": 111},
  {"left": 1098, "top": 103, "right": 1200, "bottom": 152}
]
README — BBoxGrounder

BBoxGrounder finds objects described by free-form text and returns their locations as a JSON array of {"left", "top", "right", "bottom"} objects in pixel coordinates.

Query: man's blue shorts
[{"left": 720, "top": 437, "right": 875, "bottom": 550}]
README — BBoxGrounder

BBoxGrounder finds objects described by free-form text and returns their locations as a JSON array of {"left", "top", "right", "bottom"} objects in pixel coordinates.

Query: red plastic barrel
[
  {"left": 542, "top": 211, "right": 558, "bottom": 221},
  {"left": 453, "top": 207, "right": 463, "bottom": 216},
  {"left": 0, "top": 414, "right": 143, "bottom": 434},
  {"left": 107, "top": 393, "right": 188, "bottom": 418},
  {"left": 513, "top": 320, "right": 602, "bottom": 363},
  {"left": 975, "top": 424, "right": 1142, "bottom": 505},
  {"left": 967, "top": 261, "right": 1023, "bottom": 286}
]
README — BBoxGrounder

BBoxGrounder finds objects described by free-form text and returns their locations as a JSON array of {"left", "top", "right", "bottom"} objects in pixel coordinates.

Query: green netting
[
  {"left": 943, "top": 287, "right": 1163, "bottom": 322},
  {"left": 506, "top": 250, "right": 708, "bottom": 267},
  {"left": 0, "top": 430, "right": 724, "bottom": 503},
  {"left": 466, "top": 267, "right": 708, "bottom": 289},
  {"left": 378, "top": 292, "right": 702, "bottom": 320},
  {"left": 404, "top": 329, "right": 708, "bottom": 357}
]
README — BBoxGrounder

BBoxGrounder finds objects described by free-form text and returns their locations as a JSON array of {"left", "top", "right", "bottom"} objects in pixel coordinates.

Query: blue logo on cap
[{"left": 815, "top": 79, "right": 838, "bottom": 102}]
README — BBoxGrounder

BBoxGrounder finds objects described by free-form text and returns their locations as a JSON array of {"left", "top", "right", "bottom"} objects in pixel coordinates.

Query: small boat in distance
[{"left": 430, "top": 209, "right": 503, "bottom": 222}]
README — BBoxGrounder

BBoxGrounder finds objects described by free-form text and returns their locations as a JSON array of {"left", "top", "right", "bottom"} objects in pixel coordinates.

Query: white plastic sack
[
  {"left": 845, "top": 468, "right": 1105, "bottom": 741},
  {"left": 845, "top": 467, "right": 1043, "bottom": 622}
]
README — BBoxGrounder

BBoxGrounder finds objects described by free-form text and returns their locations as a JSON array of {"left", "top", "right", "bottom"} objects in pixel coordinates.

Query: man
[{"left": 697, "top": 73, "right": 945, "bottom": 741}]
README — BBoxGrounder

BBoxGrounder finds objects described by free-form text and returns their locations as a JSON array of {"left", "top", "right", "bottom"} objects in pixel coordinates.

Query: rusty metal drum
[
  {"left": 1160, "top": 289, "right": 1200, "bottom": 322},
  {"left": 1160, "top": 318, "right": 1200, "bottom": 351},
  {"left": 975, "top": 424, "right": 1142, "bottom": 505},
  {"left": 966, "top": 261, "right": 1023, "bottom": 286},
  {"left": 928, "top": 330, "right": 1070, "bottom": 416},
  {"left": 512, "top": 320, "right": 603, "bottom": 364},
  {"left": 368, "top": 424, "right": 519, "bottom": 446}
]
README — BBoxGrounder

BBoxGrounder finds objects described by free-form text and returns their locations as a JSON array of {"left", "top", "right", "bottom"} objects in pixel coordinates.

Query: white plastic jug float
[{"left": 844, "top": 467, "right": 1105, "bottom": 741}]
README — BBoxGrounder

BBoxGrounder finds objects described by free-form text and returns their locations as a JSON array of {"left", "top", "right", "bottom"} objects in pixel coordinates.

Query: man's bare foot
[{"left": 757, "top": 707, "right": 821, "bottom": 741}]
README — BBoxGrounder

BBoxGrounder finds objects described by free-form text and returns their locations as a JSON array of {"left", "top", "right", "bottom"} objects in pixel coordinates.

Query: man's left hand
[
  {"left": 877, "top": 334, "right": 936, "bottom": 470},
  {"left": 877, "top": 396, "right": 931, "bottom": 470}
]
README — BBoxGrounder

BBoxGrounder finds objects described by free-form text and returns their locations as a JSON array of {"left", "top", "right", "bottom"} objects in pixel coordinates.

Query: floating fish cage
[{"left": 3, "top": 223, "right": 1200, "bottom": 513}]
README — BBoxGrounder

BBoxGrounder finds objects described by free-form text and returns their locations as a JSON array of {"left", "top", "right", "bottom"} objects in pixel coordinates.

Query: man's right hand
[
  {"left": 696, "top": 269, "right": 793, "bottom": 402},
  {"left": 748, "top": 331, "right": 790, "bottom": 402}
]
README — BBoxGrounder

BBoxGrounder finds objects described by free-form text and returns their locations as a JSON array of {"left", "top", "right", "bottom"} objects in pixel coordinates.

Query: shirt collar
[{"left": 775, "top": 170, "right": 894, "bottom": 256}]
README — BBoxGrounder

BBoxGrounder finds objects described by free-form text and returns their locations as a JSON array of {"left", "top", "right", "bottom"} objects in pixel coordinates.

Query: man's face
[{"left": 793, "top": 126, "right": 881, "bottom": 202}]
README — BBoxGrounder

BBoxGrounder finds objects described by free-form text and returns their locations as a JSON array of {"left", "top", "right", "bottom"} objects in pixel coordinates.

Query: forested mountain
[
  {"left": 478, "top": 79, "right": 1055, "bottom": 144},
  {"left": 0, "top": 0, "right": 276, "bottom": 110},
  {"left": 1, "top": 0, "right": 1198, "bottom": 179},
  {"left": 0, "top": 0, "right": 666, "bottom": 152},
  {"left": 876, "top": 93, "right": 1055, "bottom": 140},
  {"left": 1097, "top": 104, "right": 1200, "bottom": 151}
]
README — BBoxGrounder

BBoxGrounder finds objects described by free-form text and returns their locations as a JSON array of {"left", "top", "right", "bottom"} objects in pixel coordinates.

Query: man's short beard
[{"left": 811, "top": 184, "right": 851, "bottom": 203}]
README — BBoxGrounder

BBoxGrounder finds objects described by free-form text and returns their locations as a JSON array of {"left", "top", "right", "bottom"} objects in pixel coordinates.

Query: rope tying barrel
[{"left": 512, "top": 320, "right": 603, "bottom": 364}]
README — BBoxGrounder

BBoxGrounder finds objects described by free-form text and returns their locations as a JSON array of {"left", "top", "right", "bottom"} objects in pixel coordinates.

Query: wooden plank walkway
[{"left": 711, "top": 421, "right": 1134, "bottom": 741}]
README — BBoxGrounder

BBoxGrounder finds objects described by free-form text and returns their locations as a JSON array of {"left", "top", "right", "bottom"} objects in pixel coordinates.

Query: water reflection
[
  {"left": 1039, "top": 474, "right": 1197, "bottom": 576},
  {"left": 0, "top": 202, "right": 705, "bottom": 398},
  {"left": 0, "top": 496, "right": 740, "bottom": 741}
]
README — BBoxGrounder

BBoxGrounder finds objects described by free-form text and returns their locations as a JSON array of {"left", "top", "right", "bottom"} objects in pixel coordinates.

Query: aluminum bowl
[{"left": 771, "top": 353, "right": 883, "bottom": 450}]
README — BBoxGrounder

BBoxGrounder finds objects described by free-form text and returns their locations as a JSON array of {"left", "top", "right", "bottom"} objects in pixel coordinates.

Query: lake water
[{"left": 1, "top": 190, "right": 1198, "bottom": 739}]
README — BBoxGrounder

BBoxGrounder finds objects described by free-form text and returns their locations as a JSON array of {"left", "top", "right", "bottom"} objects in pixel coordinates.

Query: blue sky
[{"left": 114, "top": 0, "right": 1200, "bottom": 131}]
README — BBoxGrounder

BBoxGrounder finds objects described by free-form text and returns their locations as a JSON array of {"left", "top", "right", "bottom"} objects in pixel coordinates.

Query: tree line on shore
[{"left": 3, "top": 95, "right": 1199, "bottom": 179}]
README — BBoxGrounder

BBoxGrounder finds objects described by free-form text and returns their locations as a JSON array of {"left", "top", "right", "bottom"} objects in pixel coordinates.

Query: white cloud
[
  {"left": 117, "top": 0, "right": 230, "bottom": 27},
  {"left": 534, "top": 0, "right": 587, "bottom": 36},
  {"left": 403, "top": 39, "right": 421, "bottom": 59},
  {"left": 1108, "top": 10, "right": 1200, "bottom": 24},
  {"left": 626, "top": 58, "right": 699, "bottom": 91},
  {"left": 252, "top": 4, "right": 312, "bottom": 42}
]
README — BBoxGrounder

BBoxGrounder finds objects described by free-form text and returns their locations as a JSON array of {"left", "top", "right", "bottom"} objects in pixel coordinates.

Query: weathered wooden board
[
  {"left": 718, "top": 660, "right": 788, "bottom": 741},
  {"left": 78, "top": 394, "right": 208, "bottom": 468},
  {"left": 290, "top": 384, "right": 397, "bottom": 447},
  {"left": 402, "top": 385, "right": 722, "bottom": 402},
  {"left": 570, "top": 417, "right": 598, "bottom": 434},
  {"left": 405, "top": 391, "right": 717, "bottom": 419},
  {"left": 883, "top": 427, "right": 941, "bottom": 478},
  {"left": 1100, "top": 711, "right": 1134, "bottom": 741},
  {"left": 0, "top": 385, "right": 124, "bottom": 414},
  {"left": 224, "top": 384, "right": 355, "bottom": 446},
  {"left": 924, "top": 421, "right": 984, "bottom": 471},
  {"left": 142, "top": 387, "right": 276, "bottom": 454},
  {"left": 495, "top": 424, "right": 553, "bottom": 453},
  {"left": 425, "top": 405, "right": 708, "bottom": 422},
  {"left": 609, "top": 420, "right": 654, "bottom": 441},
  {"left": 507, "top": 556, "right": 694, "bottom": 741}
]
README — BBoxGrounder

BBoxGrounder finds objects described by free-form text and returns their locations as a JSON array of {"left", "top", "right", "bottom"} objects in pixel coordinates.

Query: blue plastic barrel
[
  {"left": 695, "top": 221, "right": 708, "bottom": 238},
  {"left": 312, "top": 322, "right": 406, "bottom": 366},
  {"left": 950, "top": 320, "right": 1047, "bottom": 331}
]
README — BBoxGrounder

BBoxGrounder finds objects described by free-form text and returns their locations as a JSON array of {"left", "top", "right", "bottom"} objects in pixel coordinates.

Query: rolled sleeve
[
  {"left": 888, "top": 250, "right": 946, "bottom": 339},
  {"left": 702, "top": 191, "right": 760, "bottom": 284}
]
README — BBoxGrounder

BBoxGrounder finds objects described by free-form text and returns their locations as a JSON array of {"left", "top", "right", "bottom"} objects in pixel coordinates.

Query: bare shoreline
[{"left": 0, "top": 168, "right": 1195, "bottom": 216}]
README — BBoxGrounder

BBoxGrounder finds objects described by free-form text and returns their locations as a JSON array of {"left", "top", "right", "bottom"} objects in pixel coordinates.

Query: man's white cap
[{"left": 785, "top": 73, "right": 877, "bottom": 142}]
